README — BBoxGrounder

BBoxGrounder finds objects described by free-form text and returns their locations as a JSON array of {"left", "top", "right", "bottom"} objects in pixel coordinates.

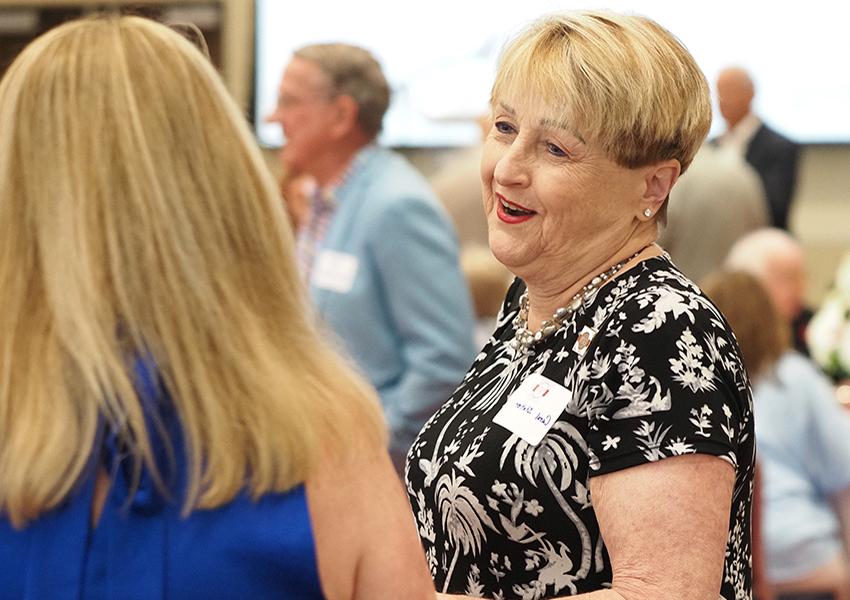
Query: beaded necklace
[{"left": 510, "top": 248, "right": 646, "bottom": 355}]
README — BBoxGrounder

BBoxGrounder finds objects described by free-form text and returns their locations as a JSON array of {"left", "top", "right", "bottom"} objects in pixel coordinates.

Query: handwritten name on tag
[
  {"left": 493, "top": 373, "right": 572, "bottom": 446},
  {"left": 313, "top": 250, "right": 359, "bottom": 293}
]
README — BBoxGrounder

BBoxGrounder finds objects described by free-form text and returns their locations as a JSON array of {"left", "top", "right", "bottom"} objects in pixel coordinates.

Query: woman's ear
[{"left": 640, "top": 159, "right": 680, "bottom": 218}]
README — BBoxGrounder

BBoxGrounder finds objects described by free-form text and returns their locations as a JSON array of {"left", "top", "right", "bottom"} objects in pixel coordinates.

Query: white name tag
[
  {"left": 313, "top": 250, "right": 359, "bottom": 293},
  {"left": 493, "top": 373, "right": 572, "bottom": 446}
]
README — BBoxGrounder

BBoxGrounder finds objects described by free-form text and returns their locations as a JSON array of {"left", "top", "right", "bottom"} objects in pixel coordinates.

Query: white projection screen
[{"left": 254, "top": 0, "right": 850, "bottom": 147}]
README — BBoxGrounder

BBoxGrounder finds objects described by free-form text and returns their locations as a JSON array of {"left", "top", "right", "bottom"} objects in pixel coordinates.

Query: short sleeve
[{"left": 578, "top": 283, "right": 749, "bottom": 477}]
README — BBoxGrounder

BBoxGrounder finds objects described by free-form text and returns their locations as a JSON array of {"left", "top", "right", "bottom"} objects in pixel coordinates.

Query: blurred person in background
[
  {"left": 703, "top": 270, "right": 850, "bottom": 600},
  {"left": 431, "top": 114, "right": 492, "bottom": 248},
  {"left": 726, "top": 227, "right": 813, "bottom": 356},
  {"left": 459, "top": 244, "right": 513, "bottom": 347},
  {"left": 659, "top": 143, "right": 769, "bottom": 282},
  {"left": 715, "top": 67, "right": 799, "bottom": 231},
  {"left": 266, "top": 43, "right": 476, "bottom": 469},
  {"left": 406, "top": 11, "right": 754, "bottom": 599},
  {"left": 279, "top": 167, "right": 315, "bottom": 231},
  {"left": 0, "top": 16, "right": 434, "bottom": 599}
]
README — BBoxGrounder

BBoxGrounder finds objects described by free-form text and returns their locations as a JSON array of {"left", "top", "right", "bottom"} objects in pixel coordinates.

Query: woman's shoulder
[
  {"left": 585, "top": 255, "right": 748, "bottom": 397},
  {"left": 600, "top": 255, "right": 726, "bottom": 333}
]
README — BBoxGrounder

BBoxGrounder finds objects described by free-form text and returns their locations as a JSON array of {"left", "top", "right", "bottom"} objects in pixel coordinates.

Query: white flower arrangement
[{"left": 807, "top": 253, "right": 850, "bottom": 380}]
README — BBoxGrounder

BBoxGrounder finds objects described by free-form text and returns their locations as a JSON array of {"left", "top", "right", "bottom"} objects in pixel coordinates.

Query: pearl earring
[{"left": 643, "top": 208, "right": 653, "bottom": 218}]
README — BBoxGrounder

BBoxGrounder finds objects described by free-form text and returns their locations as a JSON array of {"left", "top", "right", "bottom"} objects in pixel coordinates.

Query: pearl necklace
[{"left": 510, "top": 250, "right": 645, "bottom": 355}]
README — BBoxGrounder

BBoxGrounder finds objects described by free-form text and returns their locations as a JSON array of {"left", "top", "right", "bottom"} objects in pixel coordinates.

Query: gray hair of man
[
  {"left": 725, "top": 227, "right": 803, "bottom": 279},
  {"left": 293, "top": 43, "right": 390, "bottom": 140},
  {"left": 725, "top": 227, "right": 809, "bottom": 321}
]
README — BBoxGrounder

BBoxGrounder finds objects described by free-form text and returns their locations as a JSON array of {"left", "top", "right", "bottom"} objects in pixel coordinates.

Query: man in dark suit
[{"left": 716, "top": 67, "right": 800, "bottom": 230}]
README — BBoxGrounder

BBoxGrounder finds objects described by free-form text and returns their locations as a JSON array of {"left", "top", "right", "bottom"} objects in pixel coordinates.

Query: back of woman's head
[
  {"left": 0, "top": 15, "right": 384, "bottom": 527},
  {"left": 700, "top": 270, "right": 790, "bottom": 382}
]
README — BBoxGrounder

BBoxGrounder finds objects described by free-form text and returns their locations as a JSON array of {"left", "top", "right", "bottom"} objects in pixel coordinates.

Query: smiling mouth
[{"left": 498, "top": 195, "right": 536, "bottom": 217}]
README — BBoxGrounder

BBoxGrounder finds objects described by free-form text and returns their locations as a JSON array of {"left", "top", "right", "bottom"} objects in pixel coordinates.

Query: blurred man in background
[
  {"left": 661, "top": 143, "right": 769, "bottom": 282},
  {"left": 715, "top": 67, "right": 800, "bottom": 231},
  {"left": 726, "top": 228, "right": 813, "bottom": 356},
  {"left": 266, "top": 43, "right": 476, "bottom": 469},
  {"left": 430, "top": 114, "right": 491, "bottom": 249}
]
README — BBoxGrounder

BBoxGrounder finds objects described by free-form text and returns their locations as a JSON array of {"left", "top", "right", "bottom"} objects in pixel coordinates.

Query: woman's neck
[{"left": 524, "top": 242, "right": 661, "bottom": 331}]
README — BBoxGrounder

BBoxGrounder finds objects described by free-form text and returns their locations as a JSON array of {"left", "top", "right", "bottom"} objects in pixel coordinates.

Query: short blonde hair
[
  {"left": 492, "top": 11, "right": 711, "bottom": 172},
  {"left": 294, "top": 43, "right": 390, "bottom": 140},
  {"left": 0, "top": 15, "right": 384, "bottom": 527}
]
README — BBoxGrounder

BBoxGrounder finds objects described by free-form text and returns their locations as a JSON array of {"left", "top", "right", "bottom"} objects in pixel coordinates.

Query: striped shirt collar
[{"left": 314, "top": 144, "right": 378, "bottom": 208}]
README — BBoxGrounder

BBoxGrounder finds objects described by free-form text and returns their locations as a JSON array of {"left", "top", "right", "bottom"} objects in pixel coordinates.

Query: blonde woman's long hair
[{"left": 0, "top": 15, "right": 385, "bottom": 527}]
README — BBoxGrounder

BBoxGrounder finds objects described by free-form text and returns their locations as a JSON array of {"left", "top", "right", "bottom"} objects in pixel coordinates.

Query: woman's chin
[{"left": 487, "top": 236, "right": 530, "bottom": 276}]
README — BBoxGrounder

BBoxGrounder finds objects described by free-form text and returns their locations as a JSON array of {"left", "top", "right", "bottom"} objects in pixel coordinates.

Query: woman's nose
[{"left": 493, "top": 142, "right": 531, "bottom": 188}]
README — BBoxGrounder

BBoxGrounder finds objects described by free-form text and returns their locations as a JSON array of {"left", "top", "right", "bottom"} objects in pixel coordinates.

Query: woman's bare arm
[{"left": 308, "top": 448, "right": 435, "bottom": 600}]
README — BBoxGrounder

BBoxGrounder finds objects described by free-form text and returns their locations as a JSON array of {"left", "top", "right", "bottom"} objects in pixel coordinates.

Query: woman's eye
[
  {"left": 494, "top": 121, "right": 516, "bottom": 134},
  {"left": 546, "top": 142, "right": 567, "bottom": 157}
]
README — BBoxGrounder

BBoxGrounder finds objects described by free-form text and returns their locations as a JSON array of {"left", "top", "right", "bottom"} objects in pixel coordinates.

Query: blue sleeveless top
[{"left": 0, "top": 362, "right": 324, "bottom": 600}]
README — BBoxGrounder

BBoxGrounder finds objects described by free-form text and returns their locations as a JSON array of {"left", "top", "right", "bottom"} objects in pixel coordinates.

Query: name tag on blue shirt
[
  {"left": 493, "top": 373, "right": 571, "bottom": 445},
  {"left": 313, "top": 250, "right": 358, "bottom": 293}
]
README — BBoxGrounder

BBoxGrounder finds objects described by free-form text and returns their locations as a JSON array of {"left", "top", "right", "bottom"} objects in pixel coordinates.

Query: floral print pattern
[{"left": 406, "top": 256, "right": 754, "bottom": 599}]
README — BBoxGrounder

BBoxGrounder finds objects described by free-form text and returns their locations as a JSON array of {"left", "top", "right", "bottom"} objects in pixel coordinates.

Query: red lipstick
[{"left": 496, "top": 193, "right": 536, "bottom": 224}]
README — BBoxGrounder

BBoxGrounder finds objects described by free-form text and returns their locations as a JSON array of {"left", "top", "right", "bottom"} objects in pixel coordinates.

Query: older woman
[
  {"left": 405, "top": 11, "right": 755, "bottom": 600},
  {"left": 703, "top": 270, "right": 850, "bottom": 600},
  {"left": 0, "top": 15, "right": 433, "bottom": 599}
]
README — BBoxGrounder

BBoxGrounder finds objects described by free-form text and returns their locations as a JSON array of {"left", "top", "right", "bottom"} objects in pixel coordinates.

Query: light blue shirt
[
  {"left": 754, "top": 351, "right": 850, "bottom": 582},
  {"left": 302, "top": 146, "right": 476, "bottom": 467}
]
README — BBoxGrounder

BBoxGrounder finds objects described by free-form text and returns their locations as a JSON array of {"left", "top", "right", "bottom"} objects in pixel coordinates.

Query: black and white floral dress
[{"left": 405, "top": 255, "right": 754, "bottom": 600}]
